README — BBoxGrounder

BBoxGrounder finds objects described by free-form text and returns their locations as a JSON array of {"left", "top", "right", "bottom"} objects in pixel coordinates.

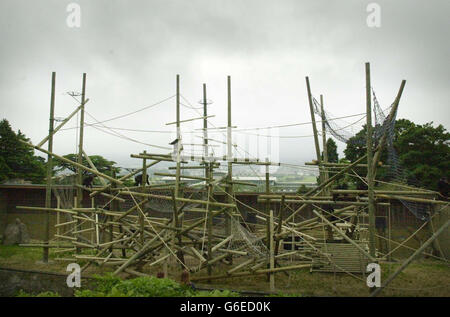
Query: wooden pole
[
  {"left": 225, "top": 75, "right": 233, "bottom": 258},
  {"left": 138, "top": 150, "right": 147, "bottom": 245},
  {"left": 37, "top": 100, "right": 87, "bottom": 148},
  {"left": 320, "top": 95, "right": 329, "bottom": 184},
  {"left": 320, "top": 94, "right": 332, "bottom": 240},
  {"left": 305, "top": 77, "right": 322, "bottom": 182},
  {"left": 56, "top": 196, "right": 61, "bottom": 245},
  {"left": 365, "top": 63, "right": 376, "bottom": 258},
  {"left": 284, "top": 154, "right": 367, "bottom": 223},
  {"left": 172, "top": 74, "right": 184, "bottom": 268},
  {"left": 91, "top": 158, "right": 163, "bottom": 197},
  {"left": 74, "top": 73, "right": 86, "bottom": 254},
  {"left": 82, "top": 150, "right": 107, "bottom": 187},
  {"left": 269, "top": 209, "right": 275, "bottom": 291},
  {"left": 191, "top": 264, "right": 311, "bottom": 282},
  {"left": 387, "top": 203, "right": 391, "bottom": 262},
  {"left": 206, "top": 173, "right": 213, "bottom": 279},
  {"left": 203, "top": 83, "right": 209, "bottom": 163},
  {"left": 265, "top": 157, "right": 271, "bottom": 279},
  {"left": 109, "top": 171, "right": 118, "bottom": 253},
  {"left": 371, "top": 219, "right": 450, "bottom": 297},
  {"left": 43, "top": 71, "right": 56, "bottom": 263},
  {"left": 76, "top": 73, "right": 86, "bottom": 208},
  {"left": 202, "top": 83, "right": 214, "bottom": 279},
  {"left": 20, "top": 140, "right": 123, "bottom": 185},
  {"left": 175, "top": 74, "right": 181, "bottom": 198},
  {"left": 274, "top": 195, "right": 284, "bottom": 257}
]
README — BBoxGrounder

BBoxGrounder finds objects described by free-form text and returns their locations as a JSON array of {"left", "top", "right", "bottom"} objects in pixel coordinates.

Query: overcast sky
[{"left": 1, "top": 0, "right": 449, "bottom": 170}]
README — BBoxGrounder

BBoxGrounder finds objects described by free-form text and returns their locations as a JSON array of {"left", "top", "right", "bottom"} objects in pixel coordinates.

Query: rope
[
  {"left": 125, "top": 186, "right": 190, "bottom": 271},
  {"left": 84, "top": 95, "right": 175, "bottom": 125},
  {"left": 85, "top": 111, "right": 171, "bottom": 150}
]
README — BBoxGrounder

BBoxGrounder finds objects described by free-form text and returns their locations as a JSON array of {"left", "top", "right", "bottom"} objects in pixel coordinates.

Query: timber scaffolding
[{"left": 17, "top": 63, "right": 449, "bottom": 296}]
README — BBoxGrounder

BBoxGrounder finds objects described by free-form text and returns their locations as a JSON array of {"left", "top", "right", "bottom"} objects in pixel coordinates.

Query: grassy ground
[{"left": 0, "top": 244, "right": 448, "bottom": 297}]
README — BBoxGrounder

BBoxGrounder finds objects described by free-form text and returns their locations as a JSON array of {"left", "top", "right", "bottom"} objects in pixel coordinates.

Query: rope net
[
  {"left": 312, "top": 92, "right": 431, "bottom": 220},
  {"left": 144, "top": 186, "right": 205, "bottom": 213},
  {"left": 372, "top": 92, "right": 430, "bottom": 220},
  {"left": 227, "top": 217, "right": 269, "bottom": 259},
  {"left": 51, "top": 174, "right": 75, "bottom": 209}
]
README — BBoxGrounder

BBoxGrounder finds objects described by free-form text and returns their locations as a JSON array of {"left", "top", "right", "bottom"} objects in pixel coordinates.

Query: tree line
[{"left": 0, "top": 119, "right": 118, "bottom": 185}]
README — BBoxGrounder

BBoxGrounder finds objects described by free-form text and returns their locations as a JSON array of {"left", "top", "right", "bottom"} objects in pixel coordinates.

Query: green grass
[
  {"left": 2, "top": 245, "right": 448, "bottom": 297},
  {"left": 16, "top": 290, "right": 61, "bottom": 297},
  {"left": 0, "top": 245, "right": 43, "bottom": 261}
]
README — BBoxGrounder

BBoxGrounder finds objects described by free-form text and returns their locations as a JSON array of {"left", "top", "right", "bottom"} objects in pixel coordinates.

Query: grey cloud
[{"left": 0, "top": 0, "right": 448, "bottom": 168}]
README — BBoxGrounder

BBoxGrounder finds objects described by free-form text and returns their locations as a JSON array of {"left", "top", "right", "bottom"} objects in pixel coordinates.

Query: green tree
[
  {"left": 0, "top": 119, "right": 46, "bottom": 183},
  {"left": 343, "top": 125, "right": 370, "bottom": 164},
  {"left": 53, "top": 153, "right": 119, "bottom": 181},
  {"left": 343, "top": 119, "right": 450, "bottom": 190},
  {"left": 322, "top": 138, "right": 338, "bottom": 163}
]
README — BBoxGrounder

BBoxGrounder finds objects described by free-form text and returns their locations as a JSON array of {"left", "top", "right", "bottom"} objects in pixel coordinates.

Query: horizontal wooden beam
[
  {"left": 118, "top": 190, "right": 236, "bottom": 208},
  {"left": 191, "top": 264, "right": 311, "bottom": 282}
]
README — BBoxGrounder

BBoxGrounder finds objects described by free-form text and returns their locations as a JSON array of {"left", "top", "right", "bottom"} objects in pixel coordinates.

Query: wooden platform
[{"left": 312, "top": 242, "right": 369, "bottom": 273}]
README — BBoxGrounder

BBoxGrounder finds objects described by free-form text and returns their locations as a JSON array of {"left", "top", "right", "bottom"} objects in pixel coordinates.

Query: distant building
[
  {"left": 233, "top": 176, "right": 277, "bottom": 186},
  {"left": 273, "top": 181, "right": 317, "bottom": 193}
]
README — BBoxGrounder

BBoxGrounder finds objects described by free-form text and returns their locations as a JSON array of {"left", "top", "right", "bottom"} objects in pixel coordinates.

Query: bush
[
  {"left": 74, "top": 274, "right": 240, "bottom": 297},
  {"left": 16, "top": 274, "right": 240, "bottom": 297}
]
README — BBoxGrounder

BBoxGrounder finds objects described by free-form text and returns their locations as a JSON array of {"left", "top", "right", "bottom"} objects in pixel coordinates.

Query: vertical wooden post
[
  {"left": 206, "top": 172, "right": 213, "bottom": 279},
  {"left": 90, "top": 197, "right": 94, "bottom": 244},
  {"left": 73, "top": 196, "right": 77, "bottom": 240},
  {"left": 173, "top": 74, "right": 185, "bottom": 267},
  {"left": 173, "top": 74, "right": 181, "bottom": 246},
  {"left": 274, "top": 195, "right": 284, "bottom": 258},
  {"left": 175, "top": 74, "right": 181, "bottom": 198},
  {"left": 265, "top": 157, "right": 271, "bottom": 273},
  {"left": 269, "top": 209, "right": 275, "bottom": 291},
  {"left": 109, "top": 169, "right": 117, "bottom": 254},
  {"left": 203, "top": 83, "right": 213, "bottom": 278},
  {"left": 265, "top": 158, "right": 270, "bottom": 211},
  {"left": 365, "top": 63, "right": 377, "bottom": 258},
  {"left": 387, "top": 203, "right": 392, "bottom": 263},
  {"left": 428, "top": 208, "right": 444, "bottom": 258},
  {"left": 203, "top": 83, "right": 209, "bottom": 164},
  {"left": 76, "top": 73, "right": 86, "bottom": 208},
  {"left": 320, "top": 95, "right": 329, "bottom": 184},
  {"left": 305, "top": 77, "right": 322, "bottom": 182},
  {"left": 140, "top": 150, "right": 147, "bottom": 245},
  {"left": 226, "top": 76, "right": 233, "bottom": 247},
  {"left": 56, "top": 195, "right": 60, "bottom": 249},
  {"left": 75, "top": 73, "right": 86, "bottom": 254},
  {"left": 320, "top": 95, "right": 333, "bottom": 241},
  {"left": 43, "top": 71, "right": 56, "bottom": 263},
  {"left": 94, "top": 195, "right": 99, "bottom": 245}
]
